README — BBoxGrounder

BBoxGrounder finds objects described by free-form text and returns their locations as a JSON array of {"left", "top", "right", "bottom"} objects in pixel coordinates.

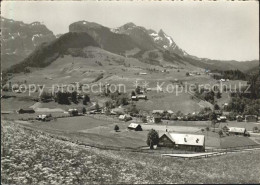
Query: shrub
[
  {"left": 114, "top": 125, "right": 119, "bottom": 132},
  {"left": 82, "top": 107, "right": 86, "bottom": 114},
  {"left": 83, "top": 94, "right": 90, "bottom": 105}
]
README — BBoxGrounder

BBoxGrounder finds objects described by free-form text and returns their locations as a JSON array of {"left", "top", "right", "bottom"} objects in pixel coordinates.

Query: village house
[
  {"left": 111, "top": 107, "right": 125, "bottom": 115},
  {"left": 152, "top": 114, "right": 162, "bottom": 123},
  {"left": 152, "top": 110, "right": 164, "bottom": 115},
  {"left": 131, "top": 96, "right": 138, "bottom": 101},
  {"left": 245, "top": 115, "right": 258, "bottom": 122},
  {"left": 158, "top": 132, "right": 205, "bottom": 152},
  {"left": 36, "top": 114, "right": 47, "bottom": 121},
  {"left": 228, "top": 127, "right": 249, "bottom": 136},
  {"left": 118, "top": 114, "right": 132, "bottom": 122},
  {"left": 68, "top": 108, "right": 78, "bottom": 116},
  {"left": 127, "top": 123, "right": 142, "bottom": 131},
  {"left": 137, "top": 95, "right": 147, "bottom": 100},
  {"left": 18, "top": 108, "right": 35, "bottom": 114},
  {"left": 236, "top": 115, "right": 243, "bottom": 122},
  {"left": 222, "top": 125, "right": 229, "bottom": 133},
  {"left": 217, "top": 116, "right": 227, "bottom": 122}
]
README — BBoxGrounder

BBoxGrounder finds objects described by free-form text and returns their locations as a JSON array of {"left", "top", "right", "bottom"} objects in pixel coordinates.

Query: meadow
[{"left": 2, "top": 120, "right": 260, "bottom": 184}]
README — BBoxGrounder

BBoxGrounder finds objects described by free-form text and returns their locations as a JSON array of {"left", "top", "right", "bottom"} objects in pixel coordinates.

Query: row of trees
[
  {"left": 40, "top": 91, "right": 91, "bottom": 105},
  {"left": 225, "top": 97, "right": 260, "bottom": 115}
]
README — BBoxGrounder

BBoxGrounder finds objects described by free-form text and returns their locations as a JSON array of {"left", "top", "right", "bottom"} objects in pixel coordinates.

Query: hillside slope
[
  {"left": 4, "top": 32, "right": 99, "bottom": 75},
  {"left": 2, "top": 120, "right": 260, "bottom": 184}
]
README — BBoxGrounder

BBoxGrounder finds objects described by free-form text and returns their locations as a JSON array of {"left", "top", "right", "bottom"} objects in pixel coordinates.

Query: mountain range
[{"left": 2, "top": 17, "right": 259, "bottom": 75}]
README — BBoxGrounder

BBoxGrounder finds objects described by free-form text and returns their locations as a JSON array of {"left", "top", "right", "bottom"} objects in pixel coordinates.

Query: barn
[
  {"left": 127, "top": 123, "right": 142, "bottom": 131},
  {"left": 18, "top": 108, "right": 35, "bottom": 114},
  {"left": 158, "top": 132, "right": 205, "bottom": 152},
  {"left": 245, "top": 115, "right": 258, "bottom": 122},
  {"left": 228, "top": 127, "right": 249, "bottom": 136}
]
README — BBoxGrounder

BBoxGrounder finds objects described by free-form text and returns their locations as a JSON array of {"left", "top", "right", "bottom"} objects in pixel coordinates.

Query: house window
[{"left": 184, "top": 138, "right": 187, "bottom": 142}]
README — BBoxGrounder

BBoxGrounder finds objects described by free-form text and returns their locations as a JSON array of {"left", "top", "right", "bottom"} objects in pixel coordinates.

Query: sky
[{"left": 1, "top": 1, "right": 259, "bottom": 61}]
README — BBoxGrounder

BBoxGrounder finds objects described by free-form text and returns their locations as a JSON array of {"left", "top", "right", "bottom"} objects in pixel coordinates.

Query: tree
[
  {"left": 218, "top": 130, "right": 223, "bottom": 148},
  {"left": 216, "top": 91, "right": 222, "bottom": 99},
  {"left": 186, "top": 72, "right": 190, "bottom": 76},
  {"left": 253, "top": 126, "right": 259, "bottom": 133},
  {"left": 127, "top": 103, "right": 139, "bottom": 115},
  {"left": 131, "top": 91, "right": 136, "bottom": 96},
  {"left": 116, "top": 95, "right": 128, "bottom": 106},
  {"left": 114, "top": 125, "right": 119, "bottom": 132},
  {"left": 135, "top": 86, "right": 141, "bottom": 94},
  {"left": 71, "top": 91, "right": 78, "bottom": 104},
  {"left": 82, "top": 107, "right": 86, "bottom": 114},
  {"left": 83, "top": 94, "right": 90, "bottom": 105},
  {"left": 214, "top": 104, "right": 220, "bottom": 110},
  {"left": 146, "top": 129, "right": 159, "bottom": 149},
  {"left": 95, "top": 102, "right": 100, "bottom": 111},
  {"left": 56, "top": 91, "right": 70, "bottom": 105},
  {"left": 40, "top": 91, "right": 53, "bottom": 102},
  {"left": 209, "top": 112, "right": 217, "bottom": 121},
  {"left": 211, "top": 120, "right": 217, "bottom": 132},
  {"left": 218, "top": 130, "right": 223, "bottom": 138}
]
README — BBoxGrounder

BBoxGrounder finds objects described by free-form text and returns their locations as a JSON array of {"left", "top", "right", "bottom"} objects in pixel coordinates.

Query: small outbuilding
[
  {"left": 131, "top": 96, "right": 138, "bottom": 101},
  {"left": 137, "top": 95, "right": 147, "bottom": 100},
  {"left": 127, "top": 123, "right": 142, "bottom": 131}
]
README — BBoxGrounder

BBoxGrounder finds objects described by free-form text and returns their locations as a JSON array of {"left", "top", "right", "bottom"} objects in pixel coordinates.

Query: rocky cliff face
[{"left": 1, "top": 17, "right": 56, "bottom": 56}]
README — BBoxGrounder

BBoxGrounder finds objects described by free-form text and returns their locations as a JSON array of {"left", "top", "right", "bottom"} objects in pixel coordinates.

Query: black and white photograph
[{"left": 1, "top": 0, "right": 260, "bottom": 184}]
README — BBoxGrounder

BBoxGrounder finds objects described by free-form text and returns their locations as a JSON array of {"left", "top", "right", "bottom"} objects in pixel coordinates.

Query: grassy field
[{"left": 2, "top": 120, "right": 260, "bottom": 184}]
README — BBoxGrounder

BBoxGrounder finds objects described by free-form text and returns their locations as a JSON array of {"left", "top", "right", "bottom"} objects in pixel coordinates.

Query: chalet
[
  {"left": 222, "top": 125, "right": 229, "bottom": 133},
  {"left": 245, "top": 115, "right": 258, "bottom": 122},
  {"left": 228, "top": 127, "right": 249, "bottom": 136},
  {"left": 152, "top": 110, "right": 164, "bottom": 115},
  {"left": 127, "top": 123, "right": 142, "bottom": 131},
  {"left": 152, "top": 115, "right": 162, "bottom": 123},
  {"left": 158, "top": 132, "right": 205, "bottom": 152},
  {"left": 131, "top": 96, "right": 138, "bottom": 101},
  {"left": 167, "top": 110, "right": 174, "bottom": 115},
  {"left": 236, "top": 115, "right": 243, "bottom": 122},
  {"left": 68, "top": 108, "right": 78, "bottom": 116},
  {"left": 137, "top": 95, "right": 147, "bottom": 100},
  {"left": 18, "top": 108, "right": 35, "bottom": 114},
  {"left": 111, "top": 107, "right": 125, "bottom": 115},
  {"left": 217, "top": 116, "right": 227, "bottom": 122},
  {"left": 214, "top": 110, "right": 222, "bottom": 115},
  {"left": 118, "top": 114, "right": 132, "bottom": 122},
  {"left": 36, "top": 114, "right": 47, "bottom": 121}
]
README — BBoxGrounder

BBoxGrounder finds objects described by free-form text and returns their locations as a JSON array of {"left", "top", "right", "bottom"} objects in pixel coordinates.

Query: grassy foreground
[{"left": 1, "top": 120, "right": 260, "bottom": 184}]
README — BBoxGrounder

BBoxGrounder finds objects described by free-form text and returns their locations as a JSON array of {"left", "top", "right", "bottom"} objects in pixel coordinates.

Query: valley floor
[{"left": 1, "top": 120, "right": 260, "bottom": 184}]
